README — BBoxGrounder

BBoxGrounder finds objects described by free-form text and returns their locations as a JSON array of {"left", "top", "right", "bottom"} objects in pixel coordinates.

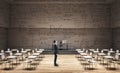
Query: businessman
[{"left": 53, "top": 40, "right": 58, "bottom": 66}]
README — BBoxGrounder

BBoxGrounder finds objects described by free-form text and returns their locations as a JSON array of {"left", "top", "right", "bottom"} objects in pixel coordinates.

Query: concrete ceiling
[{"left": 5, "top": 0, "right": 115, "bottom": 4}]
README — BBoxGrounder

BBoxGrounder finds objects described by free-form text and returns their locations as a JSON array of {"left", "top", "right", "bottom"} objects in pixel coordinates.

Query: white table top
[
  {"left": 102, "top": 49, "right": 109, "bottom": 51},
  {"left": 21, "top": 51, "right": 27, "bottom": 53},
  {"left": 0, "top": 53, "right": 4, "bottom": 55},
  {"left": 5, "top": 51, "right": 11, "bottom": 53},
  {"left": 89, "top": 49, "right": 95, "bottom": 52},
  {"left": 83, "top": 56, "right": 92, "bottom": 59},
  {"left": 25, "top": 49, "right": 31, "bottom": 52},
  {"left": 38, "top": 49, "right": 44, "bottom": 51},
  {"left": 36, "top": 50, "right": 43, "bottom": 53},
  {"left": 104, "top": 56, "right": 113, "bottom": 59},
  {"left": 80, "top": 53, "right": 87, "bottom": 56},
  {"left": 76, "top": 49, "right": 81, "bottom": 51},
  {"left": 11, "top": 49, "right": 18, "bottom": 51},
  {"left": 78, "top": 51, "right": 84, "bottom": 53},
  {"left": 14, "top": 53, "right": 22, "bottom": 56},
  {"left": 32, "top": 53, "right": 40, "bottom": 56},
  {"left": 93, "top": 51, "right": 99, "bottom": 53},
  {"left": 116, "top": 53, "right": 120, "bottom": 55},
  {"left": 28, "top": 56, "right": 37, "bottom": 59},
  {"left": 98, "top": 53, "right": 106, "bottom": 56},
  {"left": 108, "top": 51, "right": 115, "bottom": 53},
  {"left": 7, "top": 56, "right": 17, "bottom": 59}
]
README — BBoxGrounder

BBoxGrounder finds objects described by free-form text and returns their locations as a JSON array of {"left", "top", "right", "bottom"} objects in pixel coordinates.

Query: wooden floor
[{"left": 0, "top": 54, "right": 120, "bottom": 73}]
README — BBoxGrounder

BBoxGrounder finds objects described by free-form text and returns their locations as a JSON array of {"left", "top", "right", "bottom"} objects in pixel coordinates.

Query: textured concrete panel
[
  {"left": 111, "top": 0, "right": 120, "bottom": 28},
  {"left": 0, "top": 0, "right": 9, "bottom": 27},
  {"left": 0, "top": 0, "right": 9, "bottom": 49},
  {"left": 10, "top": 4, "right": 110, "bottom": 28},
  {"left": 112, "top": 0, "right": 120, "bottom": 50},
  {"left": 113, "top": 28, "right": 120, "bottom": 49},
  {"left": 0, "top": 28, "right": 8, "bottom": 49},
  {"left": 8, "top": 28, "right": 112, "bottom": 49},
  {"left": 11, "top": 0, "right": 114, "bottom": 4}
]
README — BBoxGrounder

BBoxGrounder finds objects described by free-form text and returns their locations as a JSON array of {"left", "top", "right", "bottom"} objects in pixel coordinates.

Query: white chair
[
  {"left": 96, "top": 48, "right": 99, "bottom": 51},
  {"left": 116, "top": 50, "right": 119, "bottom": 53},
  {"left": 107, "top": 52, "right": 111, "bottom": 56},
  {"left": 7, "top": 48, "right": 10, "bottom": 51},
  {"left": 1, "top": 50, "right": 4, "bottom": 53},
  {"left": 110, "top": 48, "right": 113, "bottom": 51}
]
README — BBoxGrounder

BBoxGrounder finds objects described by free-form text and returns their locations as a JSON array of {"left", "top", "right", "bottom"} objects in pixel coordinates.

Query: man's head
[{"left": 53, "top": 40, "right": 57, "bottom": 45}]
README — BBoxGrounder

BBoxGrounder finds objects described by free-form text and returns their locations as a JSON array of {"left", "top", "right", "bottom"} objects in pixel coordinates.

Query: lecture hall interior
[{"left": 0, "top": 0, "right": 120, "bottom": 73}]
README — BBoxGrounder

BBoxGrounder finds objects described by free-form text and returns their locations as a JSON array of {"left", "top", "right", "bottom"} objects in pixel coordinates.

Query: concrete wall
[
  {"left": 8, "top": 28, "right": 112, "bottom": 49},
  {"left": 111, "top": 0, "right": 120, "bottom": 49},
  {"left": 0, "top": 0, "right": 9, "bottom": 49},
  {"left": 10, "top": 4, "right": 110, "bottom": 28},
  {"left": 8, "top": 1, "right": 112, "bottom": 49}
]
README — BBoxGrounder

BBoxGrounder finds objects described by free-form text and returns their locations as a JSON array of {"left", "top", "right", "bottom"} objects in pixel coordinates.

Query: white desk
[
  {"left": 93, "top": 51, "right": 99, "bottom": 54},
  {"left": 116, "top": 53, "right": 120, "bottom": 55},
  {"left": 36, "top": 50, "right": 43, "bottom": 53},
  {"left": 11, "top": 49, "right": 18, "bottom": 52},
  {"left": 21, "top": 51, "right": 27, "bottom": 54},
  {"left": 108, "top": 51, "right": 115, "bottom": 53},
  {"left": 5, "top": 51, "right": 11, "bottom": 53},
  {"left": 80, "top": 53, "right": 87, "bottom": 56},
  {"left": 78, "top": 50, "right": 84, "bottom": 53},
  {"left": 32, "top": 53, "right": 40, "bottom": 56},
  {"left": 14, "top": 53, "right": 22, "bottom": 56},
  {"left": 98, "top": 53, "right": 106, "bottom": 56},
  {"left": 104, "top": 56, "right": 113, "bottom": 59},
  {"left": 7, "top": 56, "right": 17, "bottom": 59},
  {"left": 83, "top": 56, "right": 92, "bottom": 59},
  {"left": 28, "top": 56, "right": 37, "bottom": 59},
  {"left": 25, "top": 49, "right": 31, "bottom": 52},
  {"left": 0, "top": 53, "right": 4, "bottom": 56}
]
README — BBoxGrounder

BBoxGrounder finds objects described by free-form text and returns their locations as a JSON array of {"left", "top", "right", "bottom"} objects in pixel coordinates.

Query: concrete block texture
[
  {"left": 0, "top": 0, "right": 9, "bottom": 49},
  {"left": 0, "top": 0, "right": 9, "bottom": 28},
  {"left": 8, "top": 1, "right": 113, "bottom": 49},
  {"left": 8, "top": 28, "right": 112, "bottom": 49},
  {"left": 0, "top": 28, "right": 8, "bottom": 49},
  {"left": 111, "top": 0, "right": 120, "bottom": 28},
  {"left": 112, "top": 0, "right": 120, "bottom": 49},
  {"left": 10, "top": 4, "right": 111, "bottom": 28}
]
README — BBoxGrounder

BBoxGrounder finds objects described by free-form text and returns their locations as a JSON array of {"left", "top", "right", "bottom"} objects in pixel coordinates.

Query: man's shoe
[{"left": 54, "top": 64, "right": 59, "bottom": 66}]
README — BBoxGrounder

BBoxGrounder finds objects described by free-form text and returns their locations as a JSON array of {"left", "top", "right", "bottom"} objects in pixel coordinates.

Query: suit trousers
[{"left": 54, "top": 54, "right": 57, "bottom": 65}]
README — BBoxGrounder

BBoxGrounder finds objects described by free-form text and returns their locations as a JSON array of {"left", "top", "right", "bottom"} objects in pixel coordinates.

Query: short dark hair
[{"left": 53, "top": 40, "right": 56, "bottom": 43}]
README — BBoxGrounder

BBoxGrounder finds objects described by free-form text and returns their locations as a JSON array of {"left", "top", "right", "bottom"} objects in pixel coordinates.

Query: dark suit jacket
[{"left": 53, "top": 44, "right": 58, "bottom": 54}]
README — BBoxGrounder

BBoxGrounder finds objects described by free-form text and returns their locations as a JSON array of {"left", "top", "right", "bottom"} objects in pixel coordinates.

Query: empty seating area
[
  {"left": 0, "top": 48, "right": 44, "bottom": 70},
  {"left": 76, "top": 48, "right": 120, "bottom": 70}
]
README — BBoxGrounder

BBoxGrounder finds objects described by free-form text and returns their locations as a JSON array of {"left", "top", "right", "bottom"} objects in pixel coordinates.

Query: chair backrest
[
  {"left": 107, "top": 52, "right": 111, "bottom": 56},
  {"left": 115, "top": 54, "right": 119, "bottom": 60},
  {"left": 21, "top": 48, "right": 24, "bottom": 51},
  {"left": 97, "top": 48, "right": 99, "bottom": 51},
  {"left": 101, "top": 50, "right": 103, "bottom": 53},
  {"left": 89, "top": 52, "right": 93, "bottom": 56},
  {"left": 8, "top": 48, "right": 10, "bottom": 51},
  {"left": 83, "top": 48, "right": 85, "bottom": 51},
  {"left": 35, "top": 48, "right": 38, "bottom": 51},
  {"left": 32, "top": 50, "right": 34, "bottom": 53},
  {"left": 116, "top": 50, "right": 119, "bottom": 53},
  {"left": 86, "top": 50, "right": 88, "bottom": 53},
  {"left": 10, "top": 52, "right": 13, "bottom": 56},
  {"left": 110, "top": 48, "right": 113, "bottom": 51},
  {"left": 17, "top": 50, "right": 19, "bottom": 53},
  {"left": 28, "top": 52, "right": 31, "bottom": 56},
  {"left": 1, "top": 50, "right": 4, "bottom": 53},
  {"left": 1, "top": 55, "right": 5, "bottom": 60}
]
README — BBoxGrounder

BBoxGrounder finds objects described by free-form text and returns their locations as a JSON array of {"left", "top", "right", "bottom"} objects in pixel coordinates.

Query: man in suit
[{"left": 53, "top": 40, "right": 58, "bottom": 66}]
